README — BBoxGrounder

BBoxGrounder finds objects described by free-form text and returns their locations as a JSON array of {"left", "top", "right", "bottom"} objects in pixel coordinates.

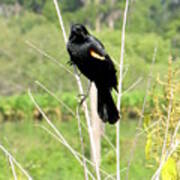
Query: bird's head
[{"left": 69, "top": 24, "right": 89, "bottom": 42}]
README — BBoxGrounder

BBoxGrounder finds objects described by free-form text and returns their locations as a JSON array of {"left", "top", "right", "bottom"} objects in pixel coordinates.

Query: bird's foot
[
  {"left": 78, "top": 94, "right": 88, "bottom": 106},
  {"left": 67, "top": 60, "right": 74, "bottom": 66},
  {"left": 67, "top": 61, "right": 82, "bottom": 76}
]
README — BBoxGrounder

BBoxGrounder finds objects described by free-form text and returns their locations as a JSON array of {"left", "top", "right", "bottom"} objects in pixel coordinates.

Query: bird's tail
[{"left": 97, "top": 87, "right": 119, "bottom": 124}]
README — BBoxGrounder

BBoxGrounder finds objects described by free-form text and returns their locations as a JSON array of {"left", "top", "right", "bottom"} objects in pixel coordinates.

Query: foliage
[
  {"left": 0, "top": 0, "right": 179, "bottom": 179},
  {"left": 0, "top": 15, "right": 76, "bottom": 95},
  {"left": 0, "top": 14, "right": 174, "bottom": 96},
  {"left": 0, "top": 119, "right": 153, "bottom": 179},
  {"left": 161, "top": 157, "right": 177, "bottom": 180},
  {"left": 0, "top": 90, "right": 149, "bottom": 122},
  {"left": 0, "top": 92, "right": 77, "bottom": 122},
  {"left": 144, "top": 58, "right": 180, "bottom": 179},
  {"left": 97, "top": 30, "right": 170, "bottom": 64},
  {"left": 1, "top": 0, "right": 180, "bottom": 36}
]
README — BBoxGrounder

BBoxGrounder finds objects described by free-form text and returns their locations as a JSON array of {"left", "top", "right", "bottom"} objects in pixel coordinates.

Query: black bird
[{"left": 67, "top": 24, "right": 119, "bottom": 124}]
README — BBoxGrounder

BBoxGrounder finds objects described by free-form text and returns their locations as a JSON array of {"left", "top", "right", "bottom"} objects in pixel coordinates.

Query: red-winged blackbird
[{"left": 67, "top": 24, "right": 119, "bottom": 124}]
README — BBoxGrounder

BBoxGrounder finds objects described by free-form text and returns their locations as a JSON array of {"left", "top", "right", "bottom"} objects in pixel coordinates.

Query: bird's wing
[
  {"left": 92, "top": 36, "right": 105, "bottom": 49},
  {"left": 89, "top": 49, "right": 106, "bottom": 60},
  {"left": 88, "top": 36, "right": 107, "bottom": 61}
]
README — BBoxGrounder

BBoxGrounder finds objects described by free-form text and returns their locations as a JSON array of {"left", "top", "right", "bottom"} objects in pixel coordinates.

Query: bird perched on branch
[{"left": 67, "top": 24, "right": 119, "bottom": 124}]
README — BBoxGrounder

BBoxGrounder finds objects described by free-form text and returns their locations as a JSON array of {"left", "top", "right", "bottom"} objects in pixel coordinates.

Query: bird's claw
[
  {"left": 67, "top": 60, "right": 74, "bottom": 66},
  {"left": 78, "top": 94, "right": 88, "bottom": 106},
  {"left": 67, "top": 61, "right": 82, "bottom": 76}
]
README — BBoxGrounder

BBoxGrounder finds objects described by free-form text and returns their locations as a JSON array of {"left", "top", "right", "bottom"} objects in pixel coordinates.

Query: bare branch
[
  {"left": 25, "top": 41, "right": 75, "bottom": 77},
  {"left": 28, "top": 89, "right": 95, "bottom": 180},
  {"left": 53, "top": 0, "right": 68, "bottom": 43},
  {"left": 35, "top": 81, "right": 75, "bottom": 116},
  {"left": 172, "top": 119, "right": 180, "bottom": 143},
  {"left": 35, "top": 81, "right": 115, "bottom": 153},
  {"left": 122, "top": 77, "right": 143, "bottom": 95},
  {"left": 136, "top": 120, "right": 161, "bottom": 137},
  {"left": 9, "top": 157, "right": 17, "bottom": 180},
  {"left": 76, "top": 107, "right": 89, "bottom": 180},
  {"left": 0, "top": 144, "right": 32, "bottom": 180},
  {"left": 116, "top": 0, "right": 129, "bottom": 179},
  {"left": 102, "top": 134, "right": 116, "bottom": 152},
  {"left": 34, "top": 125, "right": 114, "bottom": 179},
  {"left": 122, "top": 64, "right": 130, "bottom": 80}
]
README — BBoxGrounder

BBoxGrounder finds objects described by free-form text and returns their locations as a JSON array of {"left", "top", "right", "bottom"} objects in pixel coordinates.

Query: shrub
[{"left": 144, "top": 57, "right": 180, "bottom": 179}]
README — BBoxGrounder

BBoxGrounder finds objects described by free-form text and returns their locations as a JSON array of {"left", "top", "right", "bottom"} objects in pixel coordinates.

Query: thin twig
[
  {"left": 35, "top": 81, "right": 115, "bottom": 153},
  {"left": 34, "top": 125, "right": 114, "bottom": 179},
  {"left": 29, "top": 90, "right": 95, "bottom": 180},
  {"left": 0, "top": 144, "right": 32, "bottom": 180},
  {"left": 151, "top": 141, "right": 180, "bottom": 180},
  {"left": 122, "top": 77, "right": 143, "bottom": 95},
  {"left": 9, "top": 157, "right": 17, "bottom": 180},
  {"left": 76, "top": 107, "right": 89, "bottom": 180},
  {"left": 35, "top": 81, "right": 75, "bottom": 116},
  {"left": 151, "top": 86, "right": 173, "bottom": 180},
  {"left": 161, "top": 91, "right": 173, "bottom": 157},
  {"left": 136, "top": 119, "right": 161, "bottom": 137},
  {"left": 165, "top": 141, "right": 180, "bottom": 162},
  {"left": 172, "top": 119, "right": 180, "bottom": 143},
  {"left": 122, "top": 65, "right": 130, "bottom": 80},
  {"left": 25, "top": 41, "right": 75, "bottom": 77},
  {"left": 53, "top": 0, "right": 68, "bottom": 43},
  {"left": 102, "top": 134, "right": 116, "bottom": 152},
  {"left": 116, "top": 0, "right": 129, "bottom": 179},
  {"left": 125, "top": 47, "right": 157, "bottom": 180}
]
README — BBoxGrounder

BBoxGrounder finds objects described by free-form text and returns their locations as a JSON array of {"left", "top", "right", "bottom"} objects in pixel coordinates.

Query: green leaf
[{"left": 161, "top": 157, "right": 177, "bottom": 180}]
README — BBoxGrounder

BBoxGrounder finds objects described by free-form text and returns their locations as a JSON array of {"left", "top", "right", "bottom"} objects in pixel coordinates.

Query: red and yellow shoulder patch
[{"left": 90, "top": 50, "right": 105, "bottom": 61}]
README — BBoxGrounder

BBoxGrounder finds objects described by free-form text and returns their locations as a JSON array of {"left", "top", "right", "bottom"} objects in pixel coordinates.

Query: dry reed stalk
[
  {"left": 53, "top": 1, "right": 101, "bottom": 179},
  {"left": 116, "top": 0, "right": 129, "bottom": 179}
]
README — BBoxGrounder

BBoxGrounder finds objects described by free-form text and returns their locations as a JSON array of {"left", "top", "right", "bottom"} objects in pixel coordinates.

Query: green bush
[{"left": 0, "top": 90, "right": 151, "bottom": 122}]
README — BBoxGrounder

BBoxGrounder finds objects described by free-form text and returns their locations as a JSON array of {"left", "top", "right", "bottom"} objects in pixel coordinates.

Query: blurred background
[
  {"left": 0, "top": 0, "right": 180, "bottom": 179},
  {"left": 0, "top": 0, "right": 180, "bottom": 95}
]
